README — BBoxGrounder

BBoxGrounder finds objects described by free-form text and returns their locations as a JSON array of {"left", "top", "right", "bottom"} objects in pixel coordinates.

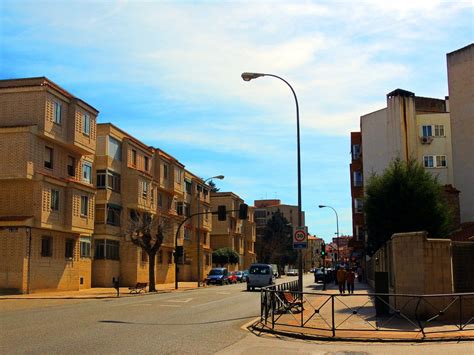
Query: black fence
[{"left": 260, "top": 287, "right": 474, "bottom": 339}]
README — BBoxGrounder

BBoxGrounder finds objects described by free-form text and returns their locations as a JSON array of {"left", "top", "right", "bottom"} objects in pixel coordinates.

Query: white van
[{"left": 247, "top": 263, "right": 275, "bottom": 291}]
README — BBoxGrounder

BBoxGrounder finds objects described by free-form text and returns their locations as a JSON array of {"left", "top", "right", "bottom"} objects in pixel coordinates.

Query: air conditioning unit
[{"left": 420, "top": 136, "right": 433, "bottom": 144}]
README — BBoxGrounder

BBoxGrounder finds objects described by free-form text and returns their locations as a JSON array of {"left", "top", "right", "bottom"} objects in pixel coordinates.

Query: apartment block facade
[
  {"left": 447, "top": 44, "right": 474, "bottom": 224},
  {"left": 0, "top": 77, "right": 98, "bottom": 292},
  {"left": 210, "top": 192, "right": 256, "bottom": 270}
]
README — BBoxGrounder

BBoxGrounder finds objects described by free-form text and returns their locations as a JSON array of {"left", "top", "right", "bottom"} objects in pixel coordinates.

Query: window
[
  {"left": 94, "top": 239, "right": 119, "bottom": 260},
  {"left": 352, "top": 144, "right": 361, "bottom": 160},
  {"left": 354, "top": 198, "right": 364, "bottom": 213},
  {"left": 142, "top": 181, "right": 148, "bottom": 198},
  {"left": 80, "top": 196, "right": 89, "bottom": 216},
  {"left": 67, "top": 156, "right": 75, "bottom": 177},
  {"left": 184, "top": 228, "right": 191, "bottom": 240},
  {"left": 97, "top": 170, "right": 106, "bottom": 188},
  {"left": 65, "top": 239, "right": 75, "bottom": 259},
  {"left": 131, "top": 149, "right": 137, "bottom": 166},
  {"left": 185, "top": 180, "right": 192, "bottom": 194},
  {"left": 106, "top": 204, "right": 121, "bottom": 226},
  {"left": 175, "top": 168, "right": 182, "bottom": 183},
  {"left": 82, "top": 162, "right": 92, "bottom": 183},
  {"left": 51, "top": 189, "right": 59, "bottom": 211},
  {"left": 434, "top": 125, "right": 445, "bottom": 137},
  {"left": 83, "top": 113, "right": 90, "bottom": 135},
  {"left": 53, "top": 101, "right": 61, "bottom": 124},
  {"left": 107, "top": 171, "right": 121, "bottom": 192},
  {"left": 80, "top": 237, "right": 91, "bottom": 258},
  {"left": 206, "top": 253, "right": 211, "bottom": 266},
  {"left": 163, "top": 163, "right": 169, "bottom": 179},
  {"left": 424, "top": 155, "right": 447, "bottom": 168},
  {"left": 177, "top": 202, "right": 184, "bottom": 216},
  {"left": 144, "top": 156, "right": 149, "bottom": 171},
  {"left": 436, "top": 155, "right": 447, "bottom": 167},
  {"left": 158, "top": 192, "right": 163, "bottom": 208},
  {"left": 353, "top": 171, "right": 363, "bottom": 187},
  {"left": 41, "top": 236, "right": 52, "bottom": 257},
  {"left": 203, "top": 189, "right": 209, "bottom": 199},
  {"left": 44, "top": 146, "right": 53, "bottom": 169},
  {"left": 108, "top": 136, "right": 122, "bottom": 161},
  {"left": 184, "top": 203, "right": 190, "bottom": 217},
  {"left": 422, "top": 125, "right": 433, "bottom": 137}
]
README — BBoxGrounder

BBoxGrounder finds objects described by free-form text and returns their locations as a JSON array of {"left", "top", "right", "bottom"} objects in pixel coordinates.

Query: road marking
[
  {"left": 166, "top": 298, "right": 193, "bottom": 303},
  {"left": 130, "top": 303, "right": 152, "bottom": 306},
  {"left": 217, "top": 292, "right": 231, "bottom": 295},
  {"left": 159, "top": 304, "right": 180, "bottom": 307}
]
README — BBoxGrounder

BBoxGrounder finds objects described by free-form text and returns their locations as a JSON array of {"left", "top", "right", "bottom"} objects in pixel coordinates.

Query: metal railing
[{"left": 259, "top": 287, "right": 474, "bottom": 339}]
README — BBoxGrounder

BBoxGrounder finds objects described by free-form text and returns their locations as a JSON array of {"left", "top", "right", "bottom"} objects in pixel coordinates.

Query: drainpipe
[{"left": 26, "top": 227, "right": 32, "bottom": 294}]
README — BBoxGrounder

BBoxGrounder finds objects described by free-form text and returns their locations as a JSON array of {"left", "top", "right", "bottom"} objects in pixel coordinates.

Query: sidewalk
[
  {"left": 253, "top": 279, "right": 474, "bottom": 341},
  {"left": 0, "top": 282, "right": 201, "bottom": 299}
]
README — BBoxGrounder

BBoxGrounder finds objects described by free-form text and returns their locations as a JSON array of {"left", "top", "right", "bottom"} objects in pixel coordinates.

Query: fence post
[
  {"left": 332, "top": 295, "right": 336, "bottom": 337},
  {"left": 459, "top": 295, "right": 463, "bottom": 331},
  {"left": 271, "top": 290, "right": 275, "bottom": 330}
]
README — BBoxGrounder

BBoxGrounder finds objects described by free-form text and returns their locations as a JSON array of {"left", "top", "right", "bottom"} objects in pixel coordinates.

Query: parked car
[
  {"left": 286, "top": 269, "right": 298, "bottom": 276},
  {"left": 242, "top": 270, "right": 249, "bottom": 282},
  {"left": 247, "top": 263, "right": 275, "bottom": 291},
  {"left": 234, "top": 271, "right": 245, "bottom": 282},
  {"left": 206, "top": 268, "right": 229, "bottom": 285},
  {"left": 270, "top": 264, "right": 280, "bottom": 278},
  {"left": 228, "top": 272, "right": 238, "bottom": 284},
  {"left": 314, "top": 268, "right": 329, "bottom": 283}
]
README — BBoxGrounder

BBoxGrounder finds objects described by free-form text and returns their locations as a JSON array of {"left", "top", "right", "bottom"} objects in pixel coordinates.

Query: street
[{"left": 1, "top": 275, "right": 473, "bottom": 354}]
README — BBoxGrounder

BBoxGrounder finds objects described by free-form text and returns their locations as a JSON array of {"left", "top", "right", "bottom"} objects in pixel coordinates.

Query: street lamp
[
  {"left": 318, "top": 205, "right": 340, "bottom": 266},
  {"left": 242, "top": 72, "right": 303, "bottom": 292},
  {"left": 197, "top": 175, "right": 224, "bottom": 287}
]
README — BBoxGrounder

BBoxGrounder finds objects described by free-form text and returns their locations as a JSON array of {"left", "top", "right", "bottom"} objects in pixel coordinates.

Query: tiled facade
[{"left": 0, "top": 77, "right": 98, "bottom": 292}]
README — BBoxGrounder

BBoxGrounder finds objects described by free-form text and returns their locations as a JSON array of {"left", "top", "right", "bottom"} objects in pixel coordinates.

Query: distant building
[{"left": 447, "top": 44, "right": 474, "bottom": 224}]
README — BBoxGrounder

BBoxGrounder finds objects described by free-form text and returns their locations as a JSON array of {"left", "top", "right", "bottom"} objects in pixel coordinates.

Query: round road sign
[{"left": 294, "top": 229, "right": 306, "bottom": 242}]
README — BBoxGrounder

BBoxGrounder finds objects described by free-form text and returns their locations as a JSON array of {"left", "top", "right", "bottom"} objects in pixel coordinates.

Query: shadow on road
[{"left": 99, "top": 315, "right": 259, "bottom": 326}]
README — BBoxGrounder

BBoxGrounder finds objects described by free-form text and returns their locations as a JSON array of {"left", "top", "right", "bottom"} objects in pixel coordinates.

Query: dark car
[
  {"left": 242, "top": 270, "right": 249, "bottom": 282},
  {"left": 314, "top": 268, "right": 333, "bottom": 283},
  {"left": 234, "top": 271, "right": 245, "bottom": 282},
  {"left": 206, "top": 268, "right": 229, "bottom": 285}
]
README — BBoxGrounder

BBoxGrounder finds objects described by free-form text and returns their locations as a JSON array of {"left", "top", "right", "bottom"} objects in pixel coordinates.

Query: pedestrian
[
  {"left": 357, "top": 266, "right": 363, "bottom": 283},
  {"left": 346, "top": 268, "right": 355, "bottom": 294},
  {"left": 314, "top": 267, "right": 318, "bottom": 283},
  {"left": 336, "top": 267, "right": 346, "bottom": 294}
]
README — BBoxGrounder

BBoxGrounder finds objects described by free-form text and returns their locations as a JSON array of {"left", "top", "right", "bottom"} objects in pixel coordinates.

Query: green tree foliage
[
  {"left": 256, "top": 211, "right": 297, "bottom": 268},
  {"left": 364, "top": 158, "right": 453, "bottom": 255},
  {"left": 208, "top": 180, "right": 220, "bottom": 193},
  {"left": 212, "top": 247, "right": 239, "bottom": 266}
]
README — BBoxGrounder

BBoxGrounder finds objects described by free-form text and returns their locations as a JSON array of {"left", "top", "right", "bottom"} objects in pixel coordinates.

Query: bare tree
[{"left": 125, "top": 212, "right": 168, "bottom": 292}]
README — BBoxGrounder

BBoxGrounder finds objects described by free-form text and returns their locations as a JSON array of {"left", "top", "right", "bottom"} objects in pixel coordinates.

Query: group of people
[{"left": 336, "top": 266, "right": 362, "bottom": 294}]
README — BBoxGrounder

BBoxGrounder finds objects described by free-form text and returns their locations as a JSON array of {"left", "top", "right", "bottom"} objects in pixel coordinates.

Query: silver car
[{"left": 246, "top": 264, "right": 275, "bottom": 291}]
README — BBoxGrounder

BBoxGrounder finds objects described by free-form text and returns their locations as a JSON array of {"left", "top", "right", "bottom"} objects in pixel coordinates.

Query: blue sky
[{"left": 1, "top": 0, "right": 472, "bottom": 242}]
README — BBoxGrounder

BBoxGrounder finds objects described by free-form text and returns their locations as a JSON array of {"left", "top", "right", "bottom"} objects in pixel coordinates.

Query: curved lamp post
[
  {"left": 197, "top": 175, "right": 224, "bottom": 287},
  {"left": 242, "top": 72, "right": 303, "bottom": 292},
  {"left": 318, "top": 205, "right": 340, "bottom": 265}
]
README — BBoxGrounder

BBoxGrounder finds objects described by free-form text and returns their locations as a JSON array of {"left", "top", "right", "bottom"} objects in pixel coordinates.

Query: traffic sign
[{"left": 293, "top": 228, "right": 307, "bottom": 249}]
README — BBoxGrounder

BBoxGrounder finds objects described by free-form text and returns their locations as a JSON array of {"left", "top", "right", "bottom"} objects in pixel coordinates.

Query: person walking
[
  {"left": 346, "top": 268, "right": 356, "bottom": 294},
  {"left": 336, "top": 267, "right": 346, "bottom": 294},
  {"left": 357, "top": 266, "right": 363, "bottom": 283}
]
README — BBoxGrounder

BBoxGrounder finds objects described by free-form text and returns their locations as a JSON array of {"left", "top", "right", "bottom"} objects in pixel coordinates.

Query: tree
[
  {"left": 208, "top": 180, "right": 220, "bottom": 193},
  {"left": 212, "top": 248, "right": 239, "bottom": 266},
  {"left": 125, "top": 212, "right": 168, "bottom": 292},
  {"left": 256, "top": 211, "right": 297, "bottom": 270},
  {"left": 364, "top": 158, "right": 453, "bottom": 255}
]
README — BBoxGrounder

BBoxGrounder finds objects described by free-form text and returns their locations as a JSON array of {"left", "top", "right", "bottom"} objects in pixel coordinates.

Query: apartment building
[
  {"left": 242, "top": 205, "right": 257, "bottom": 268},
  {"left": 93, "top": 123, "right": 187, "bottom": 287},
  {"left": 447, "top": 44, "right": 474, "bottom": 224},
  {"left": 210, "top": 192, "right": 255, "bottom": 270},
  {"left": 0, "top": 77, "right": 97, "bottom": 292},
  {"left": 179, "top": 170, "right": 213, "bottom": 282},
  {"left": 350, "top": 132, "right": 364, "bottom": 242},
  {"left": 303, "top": 235, "right": 324, "bottom": 271}
]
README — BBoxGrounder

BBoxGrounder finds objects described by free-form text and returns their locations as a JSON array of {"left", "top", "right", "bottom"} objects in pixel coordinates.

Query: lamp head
[
  {"left": 318, "top": 205, "right": 326, "bottom": 208},
  {"left": 214, "top": 175, "right": 225, "bottom": 180},
  {"left": 241, "top": 72, "right": 265, "bottom": 81}
]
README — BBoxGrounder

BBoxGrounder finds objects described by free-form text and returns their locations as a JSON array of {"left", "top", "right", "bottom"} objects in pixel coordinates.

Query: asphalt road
[{"left": 1, "top": 280, "right": 264, "bottom": 354}]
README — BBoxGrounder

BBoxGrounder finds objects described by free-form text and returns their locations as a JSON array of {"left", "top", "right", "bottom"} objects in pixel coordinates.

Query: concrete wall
[{"left": 447, "top": 44, "right": 474, "bottom": 223}]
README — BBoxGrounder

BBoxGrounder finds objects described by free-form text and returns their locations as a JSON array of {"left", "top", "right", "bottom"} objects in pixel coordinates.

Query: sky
[{"left": 1, "top": 0, "right": 472, "bottom": 242}]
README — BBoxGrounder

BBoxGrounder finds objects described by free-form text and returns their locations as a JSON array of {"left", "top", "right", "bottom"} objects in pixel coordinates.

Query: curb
[{"left": 250, "top": 322, "right": 474, "bottom": 343}]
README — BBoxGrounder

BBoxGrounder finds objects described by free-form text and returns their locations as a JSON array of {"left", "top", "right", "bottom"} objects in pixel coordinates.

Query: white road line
[
  {"left": 159, "top": 304, "right": 180, "bottom": 307},
  {"left": 166, "top": 298, "right": 193, "bottom": 303},
  {"left": 216, "top": 292, "right": 231, "bottom": 295}
]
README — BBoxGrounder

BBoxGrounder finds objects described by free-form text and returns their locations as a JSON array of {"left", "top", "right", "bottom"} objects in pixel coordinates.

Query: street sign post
[{"left": 293, "top": 228, "right": 307, "bottom": 249}]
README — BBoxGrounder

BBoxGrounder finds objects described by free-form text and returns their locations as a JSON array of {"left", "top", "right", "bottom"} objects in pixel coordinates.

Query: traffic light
[
  {"left": 238, "top": 203, "right": 248, "bottom": 220},
  {"left": 217, "top": 205, "right": 227, "bottom": 221},
  {"left": 321, "top": 243, "right": 326, "bottom": 257}
]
